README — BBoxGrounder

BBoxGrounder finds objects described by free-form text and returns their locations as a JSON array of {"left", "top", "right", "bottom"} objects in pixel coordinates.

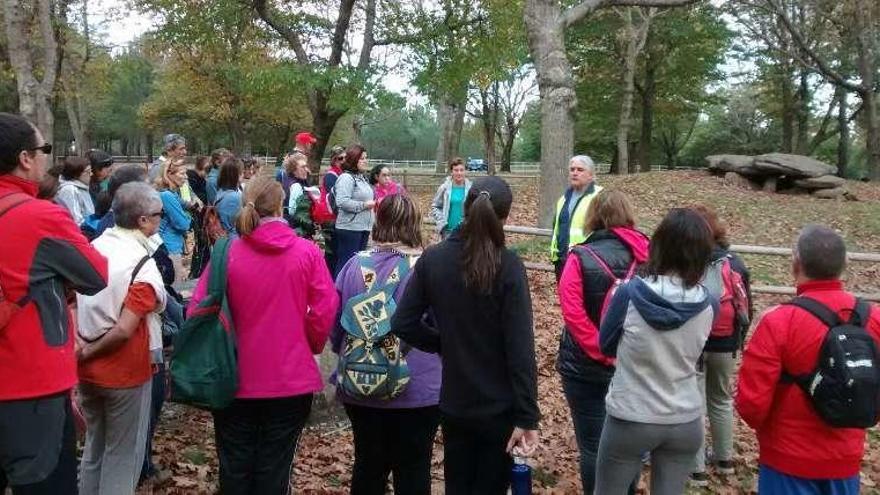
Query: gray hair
[
  {"left": 794, "top": 224, "right": 847, "bottom": 280},
  {"left": 113, "top": 182, "right": 162, "bottom": 229},
  {"left": 163, "top": 133, "right": 186, "bottom": 152},
  {"left": 570, "top": 155, "right": 595, "bottom": 173}
]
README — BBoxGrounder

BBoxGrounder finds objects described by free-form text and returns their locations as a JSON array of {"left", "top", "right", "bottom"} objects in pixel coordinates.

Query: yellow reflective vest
[{"left": 550, "top": 183, "right": 603, "bottom": 262}]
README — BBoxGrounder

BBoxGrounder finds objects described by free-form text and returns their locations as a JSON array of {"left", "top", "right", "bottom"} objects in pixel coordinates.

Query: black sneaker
[
  {"left": 715, "top": 460, "right": 735, "bottom": 475},
  {"left": 689, "top": 472, "right": 710, "bottom": 488}
]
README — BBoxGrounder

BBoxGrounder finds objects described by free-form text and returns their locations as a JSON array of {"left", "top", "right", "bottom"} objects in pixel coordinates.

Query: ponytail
[
  {"left": 234, "top": 175, "right": 284, "bottom": 236},
  {"left": 461, "top": 179, "right": 512, "bottom": 293}
]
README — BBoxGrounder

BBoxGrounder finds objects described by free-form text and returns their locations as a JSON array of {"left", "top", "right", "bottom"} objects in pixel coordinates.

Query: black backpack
[{"left": 782, "top": 297, "right": 880, "bottom": 428}]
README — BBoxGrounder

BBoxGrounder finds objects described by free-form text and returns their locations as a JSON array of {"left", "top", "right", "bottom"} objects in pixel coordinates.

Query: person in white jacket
[
  {"left": 55, "top": 156, "right": 95, "bottom": 226},
  {"left": 75, "top": 182, "right": 167, "bottom": 495}
]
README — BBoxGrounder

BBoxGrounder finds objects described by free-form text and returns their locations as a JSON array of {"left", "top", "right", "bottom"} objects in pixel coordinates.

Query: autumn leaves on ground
[{"left": 138, "top": 171, "right": 880, "bottom": 494}]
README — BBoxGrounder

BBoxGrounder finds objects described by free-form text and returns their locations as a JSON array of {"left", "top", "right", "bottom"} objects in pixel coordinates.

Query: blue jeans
[
  {"left": 759, "top": 465, "right": 859, "bottom": 495},
  {"left": 334, "top": 229, "right": 370, "bottom": 277},
  {"left": 562, "top": 377, "right": 635, "bottom": 495}
]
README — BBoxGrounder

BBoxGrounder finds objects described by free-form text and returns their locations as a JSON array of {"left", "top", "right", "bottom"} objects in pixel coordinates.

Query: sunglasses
[{"left": 29, "top": 143, "right": 52, "bottom": 154}]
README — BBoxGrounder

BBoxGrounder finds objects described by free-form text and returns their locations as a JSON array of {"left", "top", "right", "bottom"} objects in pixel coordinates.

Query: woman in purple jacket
[{"left": 331, "top": 193, "right": 441, "bottom": 495}]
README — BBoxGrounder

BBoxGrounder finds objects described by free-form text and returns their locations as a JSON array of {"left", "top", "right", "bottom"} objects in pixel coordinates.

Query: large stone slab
[
  {"left": 794, "top": 175, "right": 846, "bottom": 190},
  {"left": 752, "top": 153, "right": 837, "bottom": 178},
  {"left": 812, "top": 186, "right": 847, "bottom": 199},
  {"left": 706, "top": 155, "right": 762, "bottom": 175}
]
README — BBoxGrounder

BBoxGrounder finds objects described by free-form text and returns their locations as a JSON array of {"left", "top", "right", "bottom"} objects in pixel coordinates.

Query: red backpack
[
  {"left": 702, "top": 255, "right": 750, "bottom": 338},
  {"left": 310, "top": 183, "right": 336, "bottom": 224},
  {"left": 310, "top": 169, "right": 339, "bottom": 224},
  {"left": 0, "top": 192, "right": 32, "bottom": 329},
  {"left": 203, "top": 205, "right": 227, "bottom": 245},
  {"left": 579, "top": 246, "right": 639, "bottom": 322}
]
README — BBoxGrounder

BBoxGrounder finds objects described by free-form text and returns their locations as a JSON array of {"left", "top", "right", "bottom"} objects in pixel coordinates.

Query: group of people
[{"left": 1, "top": 109, "right": 879, "bottom": 495}]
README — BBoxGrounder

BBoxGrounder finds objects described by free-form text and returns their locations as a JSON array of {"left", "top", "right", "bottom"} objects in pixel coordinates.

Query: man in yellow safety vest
[{"left": 550, "top": 155, "right": 603, "bottom": 280}]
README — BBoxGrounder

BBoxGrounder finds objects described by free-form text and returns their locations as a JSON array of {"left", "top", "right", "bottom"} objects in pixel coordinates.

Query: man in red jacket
[
  {"left": 736, "top": 224, "right": 880, "bottom": 494},
  {"left": 0, "top": 113, "right": 108, "bottom": 494}
]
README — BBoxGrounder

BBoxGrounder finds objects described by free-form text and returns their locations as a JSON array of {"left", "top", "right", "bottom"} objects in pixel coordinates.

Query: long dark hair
[
  {"left": 645, "top": 208, "right": 714, "bottom": 288},
  {"left": 461, "top": 177, "right": 513, "bottom": 293}
]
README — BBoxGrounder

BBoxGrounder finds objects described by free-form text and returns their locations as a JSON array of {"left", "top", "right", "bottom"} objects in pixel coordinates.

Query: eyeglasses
[
  {"left": 147, "top": 210, "right": 164, "bottom": 218},
  {"left": 29, "top": 143, "right": 52, "bottom": 154}
]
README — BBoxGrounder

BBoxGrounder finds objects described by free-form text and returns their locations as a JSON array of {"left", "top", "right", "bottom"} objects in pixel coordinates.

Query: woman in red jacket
[{"left": 556, "top": 190, "right": 648, "bottom": 494}]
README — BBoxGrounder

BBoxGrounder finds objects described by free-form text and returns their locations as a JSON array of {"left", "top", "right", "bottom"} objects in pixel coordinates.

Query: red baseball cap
[{"left": 295, "top": 132, "right": 317, "bottom": 146}]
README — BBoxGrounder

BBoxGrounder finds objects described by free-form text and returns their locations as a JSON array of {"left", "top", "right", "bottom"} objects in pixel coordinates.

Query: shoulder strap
[
  {"left": 785, "top": 297, "right": 841, "bottom": 328},
  {"left": 130, "top": 255, "right": 151, "bottom": 286},
  {"left": 0, "top": 192, "right": 31, "bottom": 219},
  {"left": 581, "top": 246, "right": 617, "bottom": 280},
  {"left": 849, "top": 298, "right": 871, "bottom": 328},
  {"left": 208, "top": 237, "right": 232, "bottom": 298}
]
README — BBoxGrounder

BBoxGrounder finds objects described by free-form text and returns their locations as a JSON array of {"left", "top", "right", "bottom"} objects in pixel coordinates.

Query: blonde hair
[
  {"left": 283, "top": 152, "right": 307, "bottom": 176},
  {"left": 235, "top": 175, "right": 285, "bottom": 236},
  {"left": 585, "top": 189, "right": 636, "bottom": 232},
  {"left": 155, "top": 158, "right": 186, "bottom": 191}
]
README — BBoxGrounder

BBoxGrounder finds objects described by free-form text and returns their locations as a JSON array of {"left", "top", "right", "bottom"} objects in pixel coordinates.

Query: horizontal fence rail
[{"left": 423, "top": 218, "right": 880, "bottom": 301}]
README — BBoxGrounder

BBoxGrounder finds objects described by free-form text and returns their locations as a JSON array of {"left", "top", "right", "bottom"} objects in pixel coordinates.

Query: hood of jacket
[
  {"left": 627, "top": 276, "right": 716, "bottom": 331},
  {"left": 240, "top": 219, "right": 297, "bottom": 254},
  {"left": 609, "top": 226, "right": 650, "bottom": 263}
]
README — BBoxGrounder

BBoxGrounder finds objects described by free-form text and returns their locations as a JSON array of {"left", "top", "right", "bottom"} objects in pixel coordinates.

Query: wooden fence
[{"left": 431, "top": 220, "right": 880, "bottom": 301}]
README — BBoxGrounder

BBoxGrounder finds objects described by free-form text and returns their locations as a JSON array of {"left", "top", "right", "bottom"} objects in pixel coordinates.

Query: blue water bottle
[{"left": 511, "top": 456, "right": 532, "bottom": 495}]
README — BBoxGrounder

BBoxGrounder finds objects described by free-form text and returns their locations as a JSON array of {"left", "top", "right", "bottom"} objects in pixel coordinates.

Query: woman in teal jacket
[{"left": 156, "top": 158, "right": 192, "bottom": 282}]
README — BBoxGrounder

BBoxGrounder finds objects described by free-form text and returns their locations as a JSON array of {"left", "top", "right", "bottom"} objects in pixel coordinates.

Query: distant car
[{"left": 466, "top": 157, "right": 487, "bottom": 172}]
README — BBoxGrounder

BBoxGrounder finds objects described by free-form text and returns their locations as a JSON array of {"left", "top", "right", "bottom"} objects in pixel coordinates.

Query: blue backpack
[{"left": 337, "top": 253, "right": 415, "bottom": 400}]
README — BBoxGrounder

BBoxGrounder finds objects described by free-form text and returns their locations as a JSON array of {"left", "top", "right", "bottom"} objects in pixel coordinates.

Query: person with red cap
[{"left": 293, "top": 131, "right": 317, "bottom": 157}]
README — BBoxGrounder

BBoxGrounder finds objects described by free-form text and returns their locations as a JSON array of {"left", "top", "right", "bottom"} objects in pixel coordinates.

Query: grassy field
[{"left": 141, "top": 170, "right": 880, "bottom": 494}]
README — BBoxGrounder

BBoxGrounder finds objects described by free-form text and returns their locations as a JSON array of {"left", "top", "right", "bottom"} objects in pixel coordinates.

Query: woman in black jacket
[
  {"left": 557, "top": 190, "right": 649, "bottom": 494},
  {"left": 391, "top": 176, "right": 539, "bottom": 494}
]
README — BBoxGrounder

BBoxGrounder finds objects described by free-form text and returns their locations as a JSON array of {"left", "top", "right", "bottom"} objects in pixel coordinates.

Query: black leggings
[
  {"left": 212, "top": 395, "right": 313, "bottom": 495},
  {"left": 441, "top": 413, "right": 514, "bottom": 495},
  {"left": 345, "top": 403, "right": 440, "bottom": 495}
]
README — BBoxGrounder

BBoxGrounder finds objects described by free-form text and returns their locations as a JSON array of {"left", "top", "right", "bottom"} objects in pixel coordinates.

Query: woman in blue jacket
[
  {"left": 156, "top": 158, "right": 192, "bottom": 282},
  {"left": 214, "top": 157, "right": 243, "bottom": 239}
]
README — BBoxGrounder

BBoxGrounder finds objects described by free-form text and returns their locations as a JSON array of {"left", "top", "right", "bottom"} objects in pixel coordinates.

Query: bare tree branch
[
  {"left": 563, "top": 0, "right": 693, "bottom": 28},
  {"left": 765, "top": 0, "right": 865, "bottom": 94},
  {"left": 251, "top": 0, "right": 309, "bottom": 64},
  {"left": 328, "top": 0, "right": 356, "bottom": 67},
  {"left": 357, "top": 0, "right": 376, "bottom": 70}
]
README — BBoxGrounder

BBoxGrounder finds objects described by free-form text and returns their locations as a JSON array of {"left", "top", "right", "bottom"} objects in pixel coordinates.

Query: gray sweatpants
[
  {"left": 694, "top": 351, "right": 736, "bottom": 473},
  {"left": 596, "top": 415, "right": 703, "bottom": 495},
  {"left": 78, "top": 380, "right": 152, "bottom": 495}
]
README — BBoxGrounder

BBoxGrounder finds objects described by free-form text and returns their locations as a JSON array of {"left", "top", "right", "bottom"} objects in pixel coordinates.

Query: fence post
[{"left": 403, "top": 169, "right": 408, "bottom": 190}]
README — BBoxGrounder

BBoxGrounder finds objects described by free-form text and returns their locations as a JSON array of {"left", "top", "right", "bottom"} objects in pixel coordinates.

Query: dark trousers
[
  {"left": 141, "top": 364, "right": 166, "bottom": 480},
  {"left": 0, "top": 393, "right": 77, "bottom": 494},
  {"left": 334, "top": 229, "right": 370, "bottom": 277},
  {"left": 441, "top": 413, "right": 514, "bottom": 495},
  {"left": 212, "top": 395, "right": 313, "bottom": 495},
  {"left": 344, "top": 403, "right": 440, "bottom": 495},
  {"left": 322, "top": 223, "right": 337, "bottom": 275},
  {"left": 562, "top": 376, "right": 636, "bottom": 495}
]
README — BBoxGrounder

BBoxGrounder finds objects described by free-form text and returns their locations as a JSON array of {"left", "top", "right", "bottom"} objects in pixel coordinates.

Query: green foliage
[{"left": 568, "top": 4, "right": 732, "bottom": 164}]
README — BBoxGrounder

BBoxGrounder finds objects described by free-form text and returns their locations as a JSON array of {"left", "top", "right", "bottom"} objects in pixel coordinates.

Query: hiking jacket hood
[
  {"left": 600, "top": 275, "right": 717, "bottom": 424},
  {"left": 0, "top": 175, "right": 108, "bottom": 400},
  {"left": 188, "top": 219, "right": 339, "bottom": 399},
  {"left": 735, "top": 279, "right": 880, "bottom": 479}
]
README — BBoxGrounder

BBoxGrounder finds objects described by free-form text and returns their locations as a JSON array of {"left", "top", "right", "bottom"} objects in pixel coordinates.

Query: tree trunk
[
  {"left": 352, "top": 114, "right": 364, "bottom": 144},
  {"left": 615, "top": 8, "right": 652, "bottom": 176},
  {"left": 3, "top": 0, "right": 59, "bottom": 155},
  {"left": 311, "top": 105, "right": 346, "bottom": 174},
  {"left": 794, "top": 68, "right": 809, "bottom": 155},
  {"left": 480, "top": 85, "right": 499, "bottom": 176},
  {"left": 638, "top": 59, "right": 655, "bottom": 172},
  {"left": 500, "top": 116, "right": 516, "bottom": 173},
  {"left": 780, "top": 62, "right": 795, "bottom": 153},
  {"left": 435, "top": 95, "right": 466, "bottom": 172},
  {"left": 836, "top": 85, "right": 848, "bottom": 178},
  {"left": 524, "top": 0, "right": 576, "bottom": 226},
  {"left": 855, "top": 31, "right": 879, "bottom": 179}
]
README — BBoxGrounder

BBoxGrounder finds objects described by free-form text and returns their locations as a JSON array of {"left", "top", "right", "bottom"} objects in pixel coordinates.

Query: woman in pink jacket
[{"left": 188, "top": 175, "right": 339, "bottom": 495}]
